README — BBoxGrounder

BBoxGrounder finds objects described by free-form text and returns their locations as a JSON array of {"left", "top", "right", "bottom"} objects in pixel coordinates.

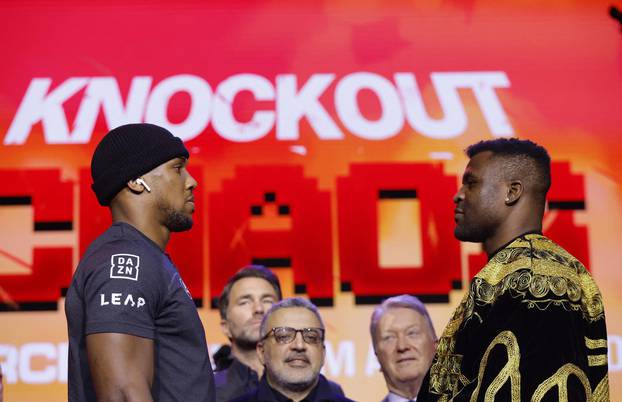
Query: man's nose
[
  {"left": 253, "top": 300, "right": 265, "bottom": 315},
  {"left": 453, "top": 187, "right": 464, "bottom": 204},
  {"left": 186, "top": 172, "right": 198, "bottom": 190},
  {"left": 290, "top": 332, "right": 307, "bottom": 350},
  {"left": 396, "top": 334, "right": 411, "bottom": 352}
]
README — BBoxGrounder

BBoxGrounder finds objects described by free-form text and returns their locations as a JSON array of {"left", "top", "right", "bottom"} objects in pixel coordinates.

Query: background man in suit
[
  {"left": 371, "top": 295, "right": 437, "bottom": 402},
  {"left": 215, "top": 267, "right": 344, "bottom": 401},
  {"left": 232, "top": 297, "right": 354, "bottom": 402}
]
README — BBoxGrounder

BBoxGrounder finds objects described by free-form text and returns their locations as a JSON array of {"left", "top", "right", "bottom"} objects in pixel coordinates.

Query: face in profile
[
  {"left": 258, "top": 307, "right": 325, "bottom": 393},
  {"left": 146, "top": 157, "right": 198, "bottom": 232},
  {"left": 453, "top": 151, "right": 507, "bottom": 243},
  {"left": 374, "top": 307, "right": 437, "bottom": 390},
  {"left": 222, "top": 277, "right": 279, "bottom": 348}
]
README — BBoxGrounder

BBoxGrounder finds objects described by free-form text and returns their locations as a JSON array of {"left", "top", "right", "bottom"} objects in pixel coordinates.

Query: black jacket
[
  {"left": 214, "top": 347, "right": 347, "bottom": 402},
  {"left": 230, "top": 373, "right": 356, "bottom": 402}
]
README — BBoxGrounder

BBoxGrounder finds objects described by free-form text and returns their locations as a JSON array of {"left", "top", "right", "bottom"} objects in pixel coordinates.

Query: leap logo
[{"left": 110, "top": 254, "right": 140, "bottom": 281}]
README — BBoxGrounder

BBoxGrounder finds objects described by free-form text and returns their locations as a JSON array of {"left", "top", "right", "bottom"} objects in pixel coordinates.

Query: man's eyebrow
[{"left": 462, "top": 171, "right": 475, "bottom": 182}]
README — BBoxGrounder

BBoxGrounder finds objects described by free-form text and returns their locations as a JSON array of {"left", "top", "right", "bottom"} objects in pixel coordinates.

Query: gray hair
[
  {"left": 260, "top": 297, "right": 325, "bottom": 338},
  {"left": 370, "top": 294, "right": 437, "bottom": 346}
]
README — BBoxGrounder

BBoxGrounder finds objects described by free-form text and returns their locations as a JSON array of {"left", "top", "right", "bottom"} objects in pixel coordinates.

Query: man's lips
[
  {"left": 285, "top": 355, "right": 310, "bottom": 366},
  {"left": 454, "top": 208, "right": 464, "bottom": 221},
  {"left": 396, "top": 357, "right": 417, "bottom": 364}
]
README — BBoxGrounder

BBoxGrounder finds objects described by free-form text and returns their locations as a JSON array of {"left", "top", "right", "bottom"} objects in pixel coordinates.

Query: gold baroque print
[
  {"left": 585, "top": 337, "right": 608, "bottom": 350},
  {"left": 587, "top": 354, "right": 608, "bottom": 367},
  {"left": 528, "top": 274, "right": 548, "bottom": 298},
  {"left": 593, "top": 375, "right": 610, "bottom": 402},
  {"left": 531, "top": 363, "right": 591, "bottom": 402},
  {"left": 469, "top": 330, "right": 521, "bottom": 402},
  {"left": 468, "top": 243, "right": 604, "bottom": 323},
  {"left": 522, "top": 298, "right": 583, "bottom": 314}
]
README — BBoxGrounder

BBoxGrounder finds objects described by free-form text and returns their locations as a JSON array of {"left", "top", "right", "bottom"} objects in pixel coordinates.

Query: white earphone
[{"left": 135, "top": 178, "right": 152, "bottom": 193}]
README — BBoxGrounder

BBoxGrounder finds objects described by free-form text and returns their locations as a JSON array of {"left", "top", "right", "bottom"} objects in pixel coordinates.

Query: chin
[
  {"left": 454, "top": 227, "right": 483, "bottom": 243},
  {"left": 168, "top": 218, "right": 193, "bottom": 232}
]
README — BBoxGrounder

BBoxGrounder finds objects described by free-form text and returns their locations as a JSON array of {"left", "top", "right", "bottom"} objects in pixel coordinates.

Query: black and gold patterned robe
[{"left": 417, "top": 234, "right": 609, "bottom": 401}]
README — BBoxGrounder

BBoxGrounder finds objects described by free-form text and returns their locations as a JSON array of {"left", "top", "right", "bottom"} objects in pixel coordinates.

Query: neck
[
  {"left": 483, "top": 222, "right": 541, "bottom": 257},
  {"left": 111, "top": 204, "right": 170, "bottom": 250},
  {"left": 387, "top": 378, "right": 420, "bottom": 400},
  {"left": 267, "top": 374, "right": 318, "bottom": 402},
  {"left": 231, "top": 343, "right": 264, "bottom": 376}
]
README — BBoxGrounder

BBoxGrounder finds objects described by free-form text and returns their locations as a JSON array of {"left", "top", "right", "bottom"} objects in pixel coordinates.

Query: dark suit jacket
[
  {"left": 214, "top": 350, "right": 346, "bottom": 402},
  {"left": 230, "top": 373, "right": 356, "bottom": 402}
]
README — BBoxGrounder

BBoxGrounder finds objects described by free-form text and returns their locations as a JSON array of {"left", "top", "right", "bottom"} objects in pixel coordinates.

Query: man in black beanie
[{"left": 65, "top": 123, "right": 215, "bottom": 402}]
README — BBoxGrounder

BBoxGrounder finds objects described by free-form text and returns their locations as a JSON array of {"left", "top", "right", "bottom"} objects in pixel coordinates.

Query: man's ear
[
  {"left": 127, "top": 179, "right": 146, "bottom": 194},
  {"left": 505, "top": 180, "right": 523, "bottom": 205}
]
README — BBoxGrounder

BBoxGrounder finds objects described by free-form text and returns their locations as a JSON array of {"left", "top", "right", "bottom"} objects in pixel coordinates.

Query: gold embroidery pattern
[
  {"left": 588, "top": 355, "right": 608, "bottom": 367},
  {"left": 470, "top": 331, "right": 521, "bottom": 402},
  {"left": 585, "top": 337, "right": 608, "bottom": 350},
  {"left": 428, "top": 291, "right": 471, "bottom": 396},
  {"left": 465, "top": 235, "right": 605, "bottom": 324},
  {"left": 593, "top": 374, "right": 610, "bottom": 402},
  {"left": 531, "top": 363, "right": 591, "bottom": 402},
  {"left": 427, "top": 234, "right": 607, "bottom": 400}
]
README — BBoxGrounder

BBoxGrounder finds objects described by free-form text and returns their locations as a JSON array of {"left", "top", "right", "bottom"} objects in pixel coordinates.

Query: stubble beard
[
  {"left": 454, "top": 224, "right": 486, "bottom": 243},
  {"left": 233, "top": 329, "right": 261, "bottom": 350},
  {"left": 158, "top": 200, "right": 193, "bottom": 232},
  {"left": 454, "top": 213, "right": 494, "bottom": 243},
  {"left": 268, "top": 365, "right": 317, "bottom": 393}
]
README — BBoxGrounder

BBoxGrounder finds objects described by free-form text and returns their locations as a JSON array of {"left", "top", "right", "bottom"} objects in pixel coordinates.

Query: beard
[
  {"left": 233, "top": 330, "right": 260, "bottom": 350},
  {"left": 454, "top": 211, "right": 496, "bottom": 243},
  {"left": 267, "top": 364, "right": 317, "bottom": 393},
  {"left": 158, "top": 200, "right": 194, "bottom": 232},
  {"left": 454, "top": 223, "right": 488, "bottom": 243}
]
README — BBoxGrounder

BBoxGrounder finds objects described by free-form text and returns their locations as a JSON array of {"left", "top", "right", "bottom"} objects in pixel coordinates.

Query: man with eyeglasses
[
  {"left": 231, "top": 297, "right": 355, "bottom": 402},
  {"left": 214, "top": 267, "right": 345, "bottom": 401}
]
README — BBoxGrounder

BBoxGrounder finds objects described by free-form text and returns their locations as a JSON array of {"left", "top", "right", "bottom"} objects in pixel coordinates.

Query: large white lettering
[
  {"left": 3, "top": 72, "right": 513, "bottom": 145},
  {"left": 335, "top": 72, "right": 403, "bottom": 140},
  {"left": 365, "top": 343, "right": 381, "bottom": 377},
  {"left": 609, "top": 335, "right": 622, "bottom": 372},
  {"left": 213, "top": 74, "right": 275, "bottom": 142},
  {"left": 324, "top": 341, "right": 356, "bottom": 378},
  {"left": 395, "top": 71, "right": 513, "bottom": 139},
  {"left": 144, "top": 74, "right": 212, "bottom": 141},
  {"left": 0, "top": 343, "right": 67, "bottom": 384},
  {"left": 73, "top": 76, "right": 152, "bottom": 141},
  {"left": 4, "top": 78, "right": 88, "bottom": 144},
  {"left": 276, "top": 74, "right": 343, "bottom": 140}
]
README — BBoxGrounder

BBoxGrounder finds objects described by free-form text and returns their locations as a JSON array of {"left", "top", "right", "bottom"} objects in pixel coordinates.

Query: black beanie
[{"left": 91, "top": 123, "right": 189, "bottom": 206}]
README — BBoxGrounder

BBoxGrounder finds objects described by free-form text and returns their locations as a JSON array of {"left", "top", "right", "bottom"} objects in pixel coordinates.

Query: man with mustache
[
  {"left": 65, "top": 123, "right": 214, "bottom": 402},
  {"left": 231, "top": 297, "right": 355, "bottom": 402},
  {"left": 417, "top": 138, "right": 609, "bottom": 401},
  {"left": 371, "top": 295, "right": 437, "bottom": 402},
  {"left": 214, "top": 267, "right": 344, "bottom": 402}
]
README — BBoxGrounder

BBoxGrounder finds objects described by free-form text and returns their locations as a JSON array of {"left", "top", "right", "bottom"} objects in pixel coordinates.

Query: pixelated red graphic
[
  {"left": 0, "top": 161, "right": 592, "bottom": 311},
  {"left": 0, "top": 169, "right": 73, "bottom": 309},
  {"left": 208, "top": 166, "right": 332, "bottom": 304},
  {"left": 337, "top": 163, "right": 460, "bottom": 301}
]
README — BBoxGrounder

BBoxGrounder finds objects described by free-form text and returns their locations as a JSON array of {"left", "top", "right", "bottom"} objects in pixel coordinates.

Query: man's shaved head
[{"left": 466, "top": 138, "right": 551, "bottom": 203}]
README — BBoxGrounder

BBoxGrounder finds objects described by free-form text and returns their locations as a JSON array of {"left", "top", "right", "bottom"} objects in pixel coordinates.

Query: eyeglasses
[{"left": 262, "top": 327, "right": 325, "bottom": 345}]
